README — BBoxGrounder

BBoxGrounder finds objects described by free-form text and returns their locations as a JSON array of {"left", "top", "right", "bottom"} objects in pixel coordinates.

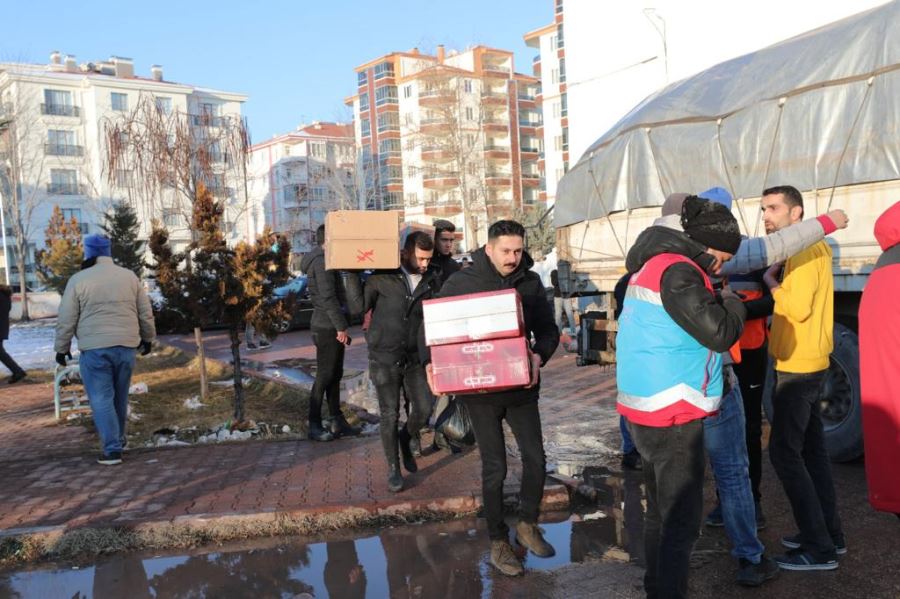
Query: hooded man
[
  {"left": 423, "top": 220, "right": 559, "bottom": 577},
  {"left": 860, "top": 200, "right": 900, "bottom": 518},
  {"left": 617, "top": 196, "right": 747, "bottom": 598},
  {"left": 364, "top": 231, "right": 442, "bottom": 493},
  {"left": 54, "top": 234, "right": 156, "bottom": 465}
]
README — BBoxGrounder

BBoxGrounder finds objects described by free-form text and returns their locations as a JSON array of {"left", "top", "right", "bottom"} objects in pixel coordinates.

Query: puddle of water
[
  {"left": 241, "top": 359, "right": 316, "bottom": 385},
  {"left": 0, "top": 495, "right": 646, "bottom": 599}
]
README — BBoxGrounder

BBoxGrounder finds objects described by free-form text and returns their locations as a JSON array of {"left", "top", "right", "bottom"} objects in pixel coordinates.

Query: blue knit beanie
[
  {"left": 699, "top": 186, "right": 733, "bottom": 210},
  {"left": 84, "top": 234, "right": 112, "bottom": 260}
]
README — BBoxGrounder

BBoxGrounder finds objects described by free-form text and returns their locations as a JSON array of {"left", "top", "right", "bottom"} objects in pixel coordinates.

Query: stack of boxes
[{"left": 423, "top": 289, "right": 532, "bottom": 394}]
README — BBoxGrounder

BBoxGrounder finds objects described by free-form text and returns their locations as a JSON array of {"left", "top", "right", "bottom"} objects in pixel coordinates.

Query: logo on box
[
  {"left": 461, "top": 342, "right": 494, "bottom": 356},
  {"left": 357, "top": 249, "right": 376, "bottom": 263},
  {"left": 464, "top": 375, "right": 497, "bottom": 387}
]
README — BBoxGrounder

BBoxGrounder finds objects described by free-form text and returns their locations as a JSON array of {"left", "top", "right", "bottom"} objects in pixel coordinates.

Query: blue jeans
[
  {"left": 80, "top": 346, "right": 136, "bottom": 455},
  {"left": 620, "top": 415, "right": 636, "bottom": 454},
  {"left": 704, "top": 374, "right": 764, "bottom": 562}
]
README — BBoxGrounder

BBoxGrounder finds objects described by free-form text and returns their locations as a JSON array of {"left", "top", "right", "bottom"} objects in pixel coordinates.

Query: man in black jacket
[
  {"left": 301, "top": 224, "right": 363, "bottom": 442},
  {"left": 365, "top": 231, "right": 441, "bottom": 492},
  {"left": 432, "top": 219, "right": 460, "bottom": 284},
  {"left": 423, "top": 220, "right": 560, "bottom": 577}
]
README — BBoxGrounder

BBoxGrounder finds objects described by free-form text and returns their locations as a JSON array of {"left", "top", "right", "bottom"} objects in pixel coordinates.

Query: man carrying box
[
  {"left": 364, "top": 231, "right": 442, "bottom": 493},
  {"left": 423, "top": 220, "right": 559, "bottom": 577}
]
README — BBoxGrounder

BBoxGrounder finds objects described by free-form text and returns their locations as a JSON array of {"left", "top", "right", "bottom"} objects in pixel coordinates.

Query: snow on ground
[{"left": 7, "top": 319, "right": 78, "bottom": 372}]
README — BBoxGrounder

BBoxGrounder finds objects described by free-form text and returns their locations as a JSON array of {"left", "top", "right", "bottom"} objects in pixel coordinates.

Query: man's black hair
[
  {"left": 316, "top": 224, "right": 326, "bottom": 246},
  {"left": 763, "top": 185, "right": 804, "bottom": 218},
  {"left": 433, "top": 219, "right": 456, "bottom": 236},
  {"left": 404, "top": 230, "right": 434, "bottom": 253},
  {"left": 488, "top": 220, "right": 525, "bottom": 240}
]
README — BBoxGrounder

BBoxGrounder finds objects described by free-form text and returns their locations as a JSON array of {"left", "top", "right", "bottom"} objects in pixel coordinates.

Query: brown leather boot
[
  {"left": 515, "top": 521, "right": 556, "bottom": 557},
  {"left": 490, "top": 540, "right": 524, "bottom": 576}
]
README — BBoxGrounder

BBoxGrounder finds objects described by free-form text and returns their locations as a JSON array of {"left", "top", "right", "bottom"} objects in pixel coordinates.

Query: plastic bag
[{"left": 435, "top": 397, "right": 475, "bottom": 446}]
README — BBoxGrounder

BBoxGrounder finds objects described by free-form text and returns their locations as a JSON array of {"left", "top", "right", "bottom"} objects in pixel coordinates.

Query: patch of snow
[
  {"left": 281, "top": 425, "right": 291, "bottom": 433},
  {"left": 129, "top": 382, "right": 149, "bottom": 394},
  {"left": 582, "top": 511, "right": 608, "bottom": 521},
  {"left": 183, "top": 396, "right": 204, "bottom": 410}
]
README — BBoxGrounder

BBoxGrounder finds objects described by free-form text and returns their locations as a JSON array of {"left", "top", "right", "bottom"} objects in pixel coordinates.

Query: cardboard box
[
  {"left": 325, "top": 210, "right": 401, "bottom": 270},
  {"left": 423, "top": 289, "right": 525, "bottom": 346},
  {"left": 430, "top": 336, "right": 532, "bottom": 395}
]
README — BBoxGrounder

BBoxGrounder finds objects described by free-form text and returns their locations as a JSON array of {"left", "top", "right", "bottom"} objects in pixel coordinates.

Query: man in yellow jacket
[{"left": 761, "top": 185, "right": 845, "bottom": 572}]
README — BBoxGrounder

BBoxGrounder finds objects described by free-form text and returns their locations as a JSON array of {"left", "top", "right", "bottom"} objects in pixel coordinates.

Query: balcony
[
  {"left": 482, "top": 118, "right": 508, "bottom": 134},
  {"left": 485, "top": 171, "right": 512, "bottom": 187},
  {"left": 423, "top": 172, "right": 460, "bottom": 189},
  {"left": 483, "top": 64, "right": 511, "bottom": 78},
  {"left": 481, "top": 90, "right": 508, "bottom": 105},
  {"left": 41, "top": 104, "right": 80, "bottom": 117},
  {"left": 421, "top": 146, "right": 455, "bottom": 162},
  {"left": 419, "top": 88, "right": 454, "bottom": 105},
  {"left": 44, "top": 144, "right": 84, "bottom": 157},
  {"left": 423, "top": 200, "right": 462, "bottom": 217},
  {"left": 518, "top": 121, "right": 540, "bottom": 133},
  {"left": 191, "top": 114, "right": 225, "bottom": 127},
  {"left": 521, "top": 173, "right": 542, "bottom": 187},
  {"left": 520, "top": 147, "right": 540, "bottom": 160},
  {"left": 485, "top": 193, "right": 512, "bottom": 208},
  {"left": 47, "top": 182, "right": 86, "bottom": 195},
  {"left": 484, "top": 144, "right": 511, "bottom": 161},
  {"left": 420, "top": 117, "right": 451, "bottom": 133}
]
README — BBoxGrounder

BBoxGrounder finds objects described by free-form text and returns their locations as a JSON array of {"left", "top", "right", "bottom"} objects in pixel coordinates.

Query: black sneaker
[
  {"left": 246, "top": 343, "right": 258, "bottom": 351},
  {"left": 308, "top": 423, "right": 334, "bottom": 442},
  {"left": 331, "top": 417, "right": 362, "bottom": 438},
  {"left": 621, "top": 449, "right": 642, "bottom": 471},
  {"left": 736, "top": 556, "right": 780, "bottom": 586},
  {"left": 781, "top": 533, "right": 846, "bottom": 555},
  {"left": 755, "top": 502, "right": 767, "bottom": 530},
  {"left": 705, "top": 505, "right": 725, "bottom": 527},
  {"left": 774, "top": 548, "right": 838, "bottom": 571},
  {"left": 97, "top": 452, "right": 123, "bottom": 466},
  {"left": 398, "top": 427, "right": 418, "bottom": 473}
]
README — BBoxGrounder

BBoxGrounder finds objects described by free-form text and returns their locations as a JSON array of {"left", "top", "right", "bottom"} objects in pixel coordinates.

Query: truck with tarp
[{"left": 553, "top": 1, "right": 900, "bottom": 461}]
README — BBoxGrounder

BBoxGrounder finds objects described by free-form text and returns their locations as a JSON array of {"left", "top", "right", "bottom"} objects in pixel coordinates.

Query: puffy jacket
[
  {"left": 617, "top": 228, "right": 745, "bottom": 427},
  {"left": 432, "top": 252, "right": 460, "bottom": 285},
  {"left": 421, "top": 247, "right": 559, "bottom": 407},
  {"left": 859, "top": 201, "right": 900, "bottom": 514},
  {"left": 301, "top": 247, "right": 362, "bottom": 332},
  {"left": 55, "top": 256, "right": 156, "bottom": 353},
  {"left": 364, "top": 265, "right": 442, "bottom": 365}
]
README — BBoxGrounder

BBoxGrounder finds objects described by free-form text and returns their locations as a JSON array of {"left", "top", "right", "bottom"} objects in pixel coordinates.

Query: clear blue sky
[{"left": 4, "top": 0, "right": 550, "bottom": 142}]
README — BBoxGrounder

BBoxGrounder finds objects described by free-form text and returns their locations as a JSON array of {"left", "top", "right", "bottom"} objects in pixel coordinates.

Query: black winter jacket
[
  {"left": 423, "top": 246, "right": 560, "bottom": 407},
  {"left": 364, "top": 265, "right": 442, "bottom": 365},
  {"left": 625, "top": 226, "right": 746, "bottom": 353},
  {"left": 0, "top": 289, "right": 10, "bottom": 340},
  {"left": 432, "top": 252, "right": 461, "bottom": 285},
  {"left": 301, "top": 247, "right": 363, "bottom": 332}
]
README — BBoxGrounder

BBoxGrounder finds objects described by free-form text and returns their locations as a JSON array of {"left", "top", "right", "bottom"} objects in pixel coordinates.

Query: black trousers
[
  {"left": 309, "top": 329, "right": 345, "bottom": 425},
  {"left": 465, "top": 399, "right": 546, "bottom": 540},
  {"left": 628, "top": 419, "right": 705, "bottom": 599},
  {"left": 0, "top": 340, "right": 24, "bottom": 377},
  {"left": 733, "top": 345, "right": 767, "bottom": 502},
  {"left": 769, "top": 370, "right": 843, "bottom": 559},
  {"left": 369, "top": 359, "right": 433, "bottom": 467}
]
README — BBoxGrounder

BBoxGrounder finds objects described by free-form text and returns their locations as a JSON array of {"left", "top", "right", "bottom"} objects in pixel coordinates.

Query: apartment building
[
  {"left": 248, "top": 122, "right": 357, "bottom": 258},
  {"left": 346, "top": 45, "right": 543, "bottom": 249},
  {"left": 0, "top": 52, "right": 248, "bottom": 288},
  {"left": 524, "top": 10, "right": 568, "bottom": 207}
]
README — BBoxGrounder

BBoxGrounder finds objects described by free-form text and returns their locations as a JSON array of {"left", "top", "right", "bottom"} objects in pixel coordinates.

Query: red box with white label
[
  {"left": 430, "top": 336, "right": 532, "bottom": 395},
  {"left": 423, "top": 289, "right": 525, "bottom": 347}
]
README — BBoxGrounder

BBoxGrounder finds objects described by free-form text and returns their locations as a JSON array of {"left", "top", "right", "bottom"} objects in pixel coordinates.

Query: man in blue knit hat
[{"left": 55, "top": 234, "right": 156, "bottom": 465}]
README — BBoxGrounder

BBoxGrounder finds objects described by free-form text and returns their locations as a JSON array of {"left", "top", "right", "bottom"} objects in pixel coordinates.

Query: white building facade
[{"left": 0, "top": 52, "right": 248, "bottom": 288}]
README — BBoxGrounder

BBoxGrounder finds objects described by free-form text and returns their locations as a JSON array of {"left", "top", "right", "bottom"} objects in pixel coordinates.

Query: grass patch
[{"left": 84, "top": 344, "right": 311, "bottom": 445}]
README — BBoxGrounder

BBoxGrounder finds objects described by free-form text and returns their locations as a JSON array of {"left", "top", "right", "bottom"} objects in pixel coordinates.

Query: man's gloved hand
[
  {"left": 139, "top": 341, "right": 152, "bottom": 356},
  {"left": 55, "top": 352, "right": 72, "bottom": 367}
]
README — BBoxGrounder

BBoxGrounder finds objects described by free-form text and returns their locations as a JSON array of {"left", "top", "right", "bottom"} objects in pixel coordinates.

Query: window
[
  {"left": 561, "top": 92, "right": 568, "bottom": 117},
  {"left": 404, "top": 112, "right": 414, "bottom": 127},
  {"left": 200, "top": 102, "right": 219, "bottom": 116},
  {"left": 554, "top": 135, "right": 563, "bottom": 152},
  {"left": 49, "top": 169, "right": 78, "bottom": 194},
  {"left": 551, "top": 68, "right": 559, "bottom": 85},
  {"left": 360, "top": 118, "right": 371, "bottom": 137},
  {"left": 559, "top": 58, "right": 567, "bottom": 84},
  {"left": 469, "top": 188, "right": 478, "bottom": 202},
  {"left": 406, "top": 165, "right": 419, "bottom": 178},
  {"left": 42, "top": 89, "right": 76, "bottom": 116},
  {"left": 379, "top": 138, "right": 401, "bottom": 155},
  {"left": 464, "top": 79, "right": 473, "bottom": 93},
  {"left": 115, "top": 169, "right": 133, "bottom": 188},
  {"left": 309, "top": 187, "right": 328, "bottom": 202},
  {"left": 465, "top": 107, "right": 474, "bottom": 121},
  {"left": 375, "top": 85, "right": 398, "bottom": 106},
  {"left": 46, "top": 130, "right": 79, "bottom": 155},
  {"left": 61, "top": 208, "right": 87, "bottom": 233},
  {"left": 374, "top": 61, "right": 394, "bottom": 80},
  {"left": 310, "top": 143, "right": 325, "bottom": 158},
  {"left": 163, "top": 210, "right": 180, "bottom": 228},
  {"left": 466, "top": 133, "right": 476, "bottom": 148},
  {"left": 403, "top": 85, "right": 412, "bottom": 99},
  {"left": 111, "top": 92, "right": 128, "bottom": 112},
  {"left": 555, "top": 0, "right": 563, "bottom": 14},
  {"left": 383, "top": 192, "right": 403, "bottom": 209},
  {"left": 155, "top": 96, "right": 172, "bottom": 115},
  {"left": 557, "top": 23, "right": 565, "bottom": 48},
  {"left": 562, "top": 127, "right": 569, "bottom": 151},
  {"left": 550, "top": 34, "right": 558, "bottom": 51},
  {"left": 359, "top": 92, "right": 369, "bottom": 111},
  {"left": 358, "top": 71, "right": 368, "bottom": 86},
  {"left": 377, "top": 111, "right": 399, "bottom": 132},
  {"left": 552, "top": 101, "right": 561, "bottom": 119},
  {"left": 405, "top": 192, "right": 419, "bottom": 206},
  {"left": 381, "top": 165, "right": 402, "bottom": 182}
]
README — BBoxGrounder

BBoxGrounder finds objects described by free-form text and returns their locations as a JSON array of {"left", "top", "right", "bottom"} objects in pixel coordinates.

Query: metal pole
[
  {"left": 0, "top": 118, "right": 10, "bottom": 285},
  {"left": 643, "top": 8, "right": 669, "bottom": 84}
]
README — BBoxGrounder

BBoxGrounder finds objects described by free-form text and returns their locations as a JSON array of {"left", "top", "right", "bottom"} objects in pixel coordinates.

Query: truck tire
[{"left": 762, "top": 322, "right": 863, "bottom": 463}]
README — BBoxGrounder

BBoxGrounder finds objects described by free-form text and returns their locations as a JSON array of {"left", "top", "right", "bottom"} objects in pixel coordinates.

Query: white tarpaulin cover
[{"left": 555, "top": 1, "right": 900, "bottom": 227}]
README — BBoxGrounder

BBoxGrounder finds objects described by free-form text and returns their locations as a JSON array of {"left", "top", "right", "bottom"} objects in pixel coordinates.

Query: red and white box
[
  {"left": 423, "top": 289, "right": 524, "bottom": 346},
  {"left": 430, "top": 336, "right": 532, "bottom": 395}
]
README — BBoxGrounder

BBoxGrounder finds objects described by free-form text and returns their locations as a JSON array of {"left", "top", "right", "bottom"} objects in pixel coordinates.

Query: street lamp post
[{"left": 643, "top": 8, "right": 669, "bottom": 84}]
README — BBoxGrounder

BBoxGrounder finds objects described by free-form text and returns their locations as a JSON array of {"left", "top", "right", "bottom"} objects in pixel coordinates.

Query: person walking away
[
  {"left": 859, "top": 201, "right": 900, "bottom": 518},
  {"left": 301, "top": 224, "right": 363, "bottom": 442},
  {"left": 617, "top": 197, "right": 746, "bottom": 598},
  {"left": 432, "top": 219, "right": 460, "bottom": 284},
  {"left": 54, "top": 235, "right": 156, "bottom": 465},
  {"left": 550, "top": 269, "right": 576, "bottom": 333},
  {"left": 365, "top": 231, "right": 441, "bottom": 492},
  {"left": 762, "top": 185, "right": 846, "bottom": 570},
  {"left": 423, "top": 220, "right": 560, "bottom": 577},
  {"left": 0, "top": 285, "right": 26, "bottom": 383}
]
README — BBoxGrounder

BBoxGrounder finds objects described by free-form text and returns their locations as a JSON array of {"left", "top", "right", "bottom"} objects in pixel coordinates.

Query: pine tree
[
  {"left": 35, "top": 206, "right": 84, "bottom": 295},
  {"left": 101, "top": 201, "right": 145, "bottom": 278},
  {"left": 148, "top": 184, "right": 292, "bottom": 422}
]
